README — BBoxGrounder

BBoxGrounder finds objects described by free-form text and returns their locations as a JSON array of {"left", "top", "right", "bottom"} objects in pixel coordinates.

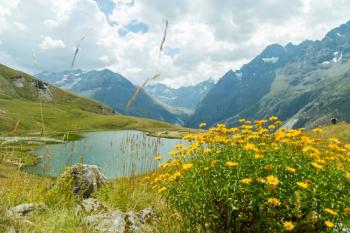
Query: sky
[{"left": 1, "top": 0, "right": 350, "bottom": 87}]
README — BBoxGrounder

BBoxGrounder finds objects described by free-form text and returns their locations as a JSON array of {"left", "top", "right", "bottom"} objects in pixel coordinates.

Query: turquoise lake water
[{"left": 25, "top": 130, "right": 184, "bottom": 178}]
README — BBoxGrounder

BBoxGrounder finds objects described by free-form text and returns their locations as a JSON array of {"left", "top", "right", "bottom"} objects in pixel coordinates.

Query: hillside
[
  {"left": 36, "top": 69, "right": 183, "bottom": 125},
  {"left": 0, "top": 64, "right": 178, "bottom": 134},
  {"left": 189, "top": 20, "right": 350, "bottom": 128}
]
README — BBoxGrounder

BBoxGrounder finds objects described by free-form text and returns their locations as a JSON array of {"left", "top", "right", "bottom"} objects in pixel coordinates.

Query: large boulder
[{"left": 58, "top": 164, "right": 107, "bottom": 198}]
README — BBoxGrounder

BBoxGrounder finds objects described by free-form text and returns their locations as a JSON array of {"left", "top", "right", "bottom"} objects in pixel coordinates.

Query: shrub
[{"left": 151, "top": 117, "right": 350, "bottom": 232}]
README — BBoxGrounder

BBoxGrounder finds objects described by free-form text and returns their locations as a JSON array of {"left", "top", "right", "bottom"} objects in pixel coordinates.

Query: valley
[{"left": 1, "top": 2, "right": 350, "bottom": 232}]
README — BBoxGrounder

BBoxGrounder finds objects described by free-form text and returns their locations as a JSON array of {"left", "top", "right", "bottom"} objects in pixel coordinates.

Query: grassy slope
[
  {"left": 0, "top": 64, "right": 189, "bottom": 232},
  {"left": 1, "top": 122, "right": 350, "bottom": 232},
  {"left": 0, "top": 64, "right": 182, "bottom": 135}
]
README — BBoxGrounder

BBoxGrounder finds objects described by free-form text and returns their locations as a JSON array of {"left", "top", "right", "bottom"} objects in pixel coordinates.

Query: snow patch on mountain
[{"left": 262, "top": 57, "right": 279, "bottom": 63}]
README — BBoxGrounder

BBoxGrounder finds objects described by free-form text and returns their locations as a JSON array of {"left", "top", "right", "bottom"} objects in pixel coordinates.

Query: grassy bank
[{"left": 1, "top": 121, "right": 350, "bottom": 232}]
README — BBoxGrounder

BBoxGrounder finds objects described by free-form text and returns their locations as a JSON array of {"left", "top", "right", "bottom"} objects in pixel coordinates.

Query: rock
[
  {"left": 6, "top": 203, "right": 47, "bottom": 219},
  {"left": 84, "top": 211, "right": 126, "bottom": 233},
  {"left": 84, "top": 208, "right": 157, "bottom": 233},
  {"left": 125, "top": 212, "right": 142, "bottom": 232},
  {"left": 137, "top": 208, "right": 156, "bottom": 224},
  {"left": 59, "top": 164, "right": 107, "bottom": 198},
  {"left": 79, "top": 198, "right": 110, "bottom": 213}
]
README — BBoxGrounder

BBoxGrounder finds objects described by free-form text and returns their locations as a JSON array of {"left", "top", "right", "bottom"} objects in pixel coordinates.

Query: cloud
[
  {"left": 0, "top": 0, "right": 350, "bottom": 87},
  {"left": 39, "top": 36, "right": 66, "bottom": 49}
]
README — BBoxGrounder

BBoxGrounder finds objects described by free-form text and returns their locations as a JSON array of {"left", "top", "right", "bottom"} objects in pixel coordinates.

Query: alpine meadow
[{"left": 1, "top": 1, "right": 350, "bottom": 233}]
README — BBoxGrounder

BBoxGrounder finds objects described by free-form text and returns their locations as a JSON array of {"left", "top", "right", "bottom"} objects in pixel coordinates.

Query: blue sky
[{"left": 1, "top": 0, "right": 350, "bottom": 87}]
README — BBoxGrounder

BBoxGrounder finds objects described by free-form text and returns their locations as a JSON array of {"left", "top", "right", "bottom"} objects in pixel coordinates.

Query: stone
[
  {"left": 59, "top": 164, "right": 107, "bottom": 198},
  {"left": 84, "top": 211, "right": 126, "bottom": 233},
  {"left": 80, "top": 198, "right": 110, "bottom": 213},
  {"left": 6, "top": 203, "right": 47, "bottom": 219},
  {"left": 137, "top": 208, "right": 157, "bottom": 224},
  {"left": 84, "top": 208, "right": 157, "bottom": 233},
  {"left": 125, "top": 212, "right": 142, "bottom": 232}
]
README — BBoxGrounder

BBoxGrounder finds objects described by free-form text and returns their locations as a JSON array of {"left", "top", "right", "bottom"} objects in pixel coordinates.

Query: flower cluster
[{"left": 148, "top": 117, "right": 350, "bottom": 232}]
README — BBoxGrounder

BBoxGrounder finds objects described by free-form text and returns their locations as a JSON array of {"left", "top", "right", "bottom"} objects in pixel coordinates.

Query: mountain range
[
  {"left": 188, "top": 20, "right": 350, "bottom": 129},
  {"left": 32, "top": 20, "right": 350, "bottom": 129},
  {"left": 144, "top": 79, "right": 215, "bottom": 113},
  {"left": 36, "top": 69, "right": 183, "bottom": 125}
]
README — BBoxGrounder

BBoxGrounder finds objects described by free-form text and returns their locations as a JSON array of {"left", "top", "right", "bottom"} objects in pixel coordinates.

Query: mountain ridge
[
  {"left": 36, "top": 69, "right": 183, "bottom": 125},
  {"left": 188, "top": 20, "right": 350, "bottom": 128}
]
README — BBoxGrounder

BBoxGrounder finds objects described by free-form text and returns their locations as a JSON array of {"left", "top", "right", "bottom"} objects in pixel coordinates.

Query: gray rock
[
  {"left": 84, "top": 208, "right": 157, "bottom": 233},
  {"left": 59, "top": 164, "right": 107, "bottom": 198},
  {"left": 6, "top": 203, "right": 47, "bottom": 218},
  {"left": 84, "top": 211, "right": 126, "bottom": 233},
  {"left": 80, "top": 198, "right": 110, "bottom": 213},
  {"left": 137, "top": 208, "right": 157, "bottom": 224},
  {"left": 125, "top": 212, "right": 142, "bottom": 232}
]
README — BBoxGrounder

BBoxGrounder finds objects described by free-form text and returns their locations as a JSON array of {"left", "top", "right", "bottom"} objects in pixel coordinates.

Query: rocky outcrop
[
  {"left": 58, "top": 164, "right": 107, "bottom": 198},
  {"left": 84, "top": 208, "right": 157, "bottom": 233}
]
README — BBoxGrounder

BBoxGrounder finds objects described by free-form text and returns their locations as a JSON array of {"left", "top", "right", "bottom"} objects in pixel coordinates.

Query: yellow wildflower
[
  {"left": 226, "top": 161, "right": 239, "bottom": 167},
  {"left": 266, "top": 175, "right": 279, "bottom": 186},
  {"left": 182, "top": 163, "right": 193, "bottom": 171},
  {"left": 324, "top": 208, "right": 337, "bottom": 216},
  {"left": 344, "top": 207, "right": 350, "bottom": 215},
  {"left": 286, "top": 167, "right": 296, "bottom": 173},
  {"left": 324, "top": 220, "right": 334, "bottom": 228},
  {"left": 283, "top": 221, "right": 295, "bottom": 231},
  {"left": 242, "top": 178, "right": 253, "bottom": 184},
  {"left": 239, "top": 118, "right": 246, "bottom": 123},
  {"left": 296, "top": 181, "right": 310, "bottom": 189},
  {"left": 311, "top": 162, "right": 324, "bottom": 170},
  {"left": 257, "top": 177, "right": 266, "bottom": 183},
  {"left": 199, "top": 122, "right": 207, "bottom": 128},
  {"left": 267, "top": 197, "right": 281, "bottom": 207},
  {"left": 345, "top": 144, "right": 350, "bottom": 150},
  {"left": 255, "top": 154, "right": 264, "bottom": 159},
  {"left": 168, "top": 150, "right": 177, "bottom": 156},
  {"left": 175, "top": 143, "right": 184, "bottom": 149},
  {"left": 346, "top": 172, "right": 350, "bottom": 180},
  {"left": 329, "top": 137, "right": 340, "bottom": 144},
  {"left": 268, "top": 125, "right": 276, "bottom": 130},
  {"left": 269, "top": 116, "right": 278, "bottom": 121},
  {"left": 312, "top": 128, "right": 323, "bottom": 134},
  {"left": 203, "top": 148, "right": 212, "bottom": 154},
  {"left": 211, "top": 160, "right": 217, "bottom": 166},
  {"left": 158, "top": 187, "right": 167, "bottom": 193},
  {"left": 243, "top": 143, "right": 259, "bottom": 152},
  {"left": 154, "top": 155, "right": 163, "bottom": 161}
]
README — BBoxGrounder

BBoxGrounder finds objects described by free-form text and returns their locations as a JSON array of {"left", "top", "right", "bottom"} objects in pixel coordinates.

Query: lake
[{"left": 25, "top": 130, "right": 184, "bottom": 178}]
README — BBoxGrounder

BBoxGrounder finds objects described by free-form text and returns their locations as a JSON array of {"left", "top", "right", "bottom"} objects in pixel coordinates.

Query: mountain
[
  {"left": 0, "top": 64, "right": 176, "bottom": 133},
  {"left": 189, "top": 20, "right": 350, "bottom": 129},
  {"left": 36, "top": 69, "right": 182, "bottom": 125},
  {"left": 145, "top": 79, "right": 215, "bottom": 111}
]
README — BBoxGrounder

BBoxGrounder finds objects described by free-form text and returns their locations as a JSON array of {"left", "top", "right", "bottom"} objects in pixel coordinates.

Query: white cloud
[
  {"left": 39, "top": 36, "right": 66, "bottom": 49},
  {"left": 98, "top": 55, "right": 110, "bottom": 63},
  {"left": 0, "top": 0, "right": 350, "bottom": 87},
  {"left": 44, "top": 19, "right": 59, "bottom": 28}
]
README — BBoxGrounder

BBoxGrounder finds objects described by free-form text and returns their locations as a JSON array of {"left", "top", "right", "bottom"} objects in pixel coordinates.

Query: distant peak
[{"left": 260, "top": 43, "right": 285, "bottom": 57}]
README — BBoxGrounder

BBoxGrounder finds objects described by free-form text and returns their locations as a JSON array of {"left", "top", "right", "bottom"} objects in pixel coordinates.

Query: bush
[{"left": 151, "top": 117, "right": 350, "bottom": 232}]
